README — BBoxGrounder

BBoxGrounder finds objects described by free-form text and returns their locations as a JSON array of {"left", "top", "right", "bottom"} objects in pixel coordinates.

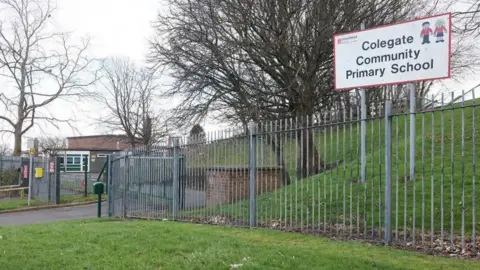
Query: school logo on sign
[{"left": 337, "top": 35, "right": 358, "bottom": 45}]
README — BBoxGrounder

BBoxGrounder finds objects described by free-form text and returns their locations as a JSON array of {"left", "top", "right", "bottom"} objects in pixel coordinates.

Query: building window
[{"left": 60, "top": 154, "right": 89, "bottom": 172}]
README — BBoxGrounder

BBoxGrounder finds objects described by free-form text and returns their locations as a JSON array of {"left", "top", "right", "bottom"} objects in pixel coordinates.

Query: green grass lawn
[
  {"left": 0, "top": 219, "right": 477, "bottom": 270},
  {"left": 172, "top": 100, "right": 480, "bottom": 240},
  {"left": 0, "top": 194, "right": 98, "bottom": 211}
]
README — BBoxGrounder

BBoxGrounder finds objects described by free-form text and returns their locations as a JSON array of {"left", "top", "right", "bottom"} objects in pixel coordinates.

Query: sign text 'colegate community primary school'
[{"left": 334, "top": 13, "right": 451, "bottom": 90}]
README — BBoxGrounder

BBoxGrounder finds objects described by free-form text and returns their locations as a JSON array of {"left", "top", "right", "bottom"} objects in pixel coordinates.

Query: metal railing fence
[
  {"left": 0, "top": 156, "right": 57, "bottom": 204},
  {"left": 109, "top": 91, "right": 479, "bottom": 256}
]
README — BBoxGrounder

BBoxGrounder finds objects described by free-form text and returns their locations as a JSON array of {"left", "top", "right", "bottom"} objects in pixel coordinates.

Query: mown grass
[
  {"left": 181, "top": 100, "right": 480, "bottom": 236},
  {"left": 0, "top": 194, "right": 98, "bottom": 211},
  {"left": 0, "top": 219, "right": 477, "bottom": 269}
]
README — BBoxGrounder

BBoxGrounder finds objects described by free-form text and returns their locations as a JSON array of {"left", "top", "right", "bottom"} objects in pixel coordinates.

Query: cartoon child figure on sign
[
  {"left": 420, "top": 21, "right": 433, "bottom": 44},
  {"left": 434, "top": 19, "right": 447, "bottom": 43}
]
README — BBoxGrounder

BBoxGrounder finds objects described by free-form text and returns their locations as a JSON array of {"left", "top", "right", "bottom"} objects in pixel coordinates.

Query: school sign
[{"left": 333, "top": 13, "right": 451, "bottom": 90}]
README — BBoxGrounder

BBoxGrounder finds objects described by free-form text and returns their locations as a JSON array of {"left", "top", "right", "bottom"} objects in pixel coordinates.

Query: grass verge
[
  {"left": 0, "top": 219, "right": 477, "bottom": 269},
  {"left": 0, "top": 194, "right": 98, "bottom": 211}
]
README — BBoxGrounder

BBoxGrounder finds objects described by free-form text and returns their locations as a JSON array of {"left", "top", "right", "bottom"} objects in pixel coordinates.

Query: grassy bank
[{"left": 179, "top": 100, "right": 480, "bottom": 235}]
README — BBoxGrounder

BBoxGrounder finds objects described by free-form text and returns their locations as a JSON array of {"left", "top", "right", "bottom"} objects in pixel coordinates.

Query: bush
[{"left": 0, "top": 168, "right": 20, "bottom": 186}]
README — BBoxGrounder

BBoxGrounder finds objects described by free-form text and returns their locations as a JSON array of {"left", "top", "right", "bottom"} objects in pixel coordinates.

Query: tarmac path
[{"left": 0, "top": 202, "right": 107, "bottom": 226}]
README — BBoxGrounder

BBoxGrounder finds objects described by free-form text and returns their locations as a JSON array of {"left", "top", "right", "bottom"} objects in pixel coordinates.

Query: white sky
[
  {"left": 0, "top": 0, "right": 479, "bottom": 150},
  {"left": 0, "top": 0, "right": 167, "bottom": 148},
  {"left": 48, "top": 0, "right": 161, "bottom": 135}
]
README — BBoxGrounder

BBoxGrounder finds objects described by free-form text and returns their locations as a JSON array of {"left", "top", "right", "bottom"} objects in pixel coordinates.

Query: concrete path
[{"left": 0, "top": 202, "right": 107, "bottom": 226}]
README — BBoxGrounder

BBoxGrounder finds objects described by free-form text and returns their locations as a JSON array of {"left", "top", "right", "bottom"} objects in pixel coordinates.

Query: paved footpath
[{"left": 0, "top": 203, "right": 107, "bottom": 226}]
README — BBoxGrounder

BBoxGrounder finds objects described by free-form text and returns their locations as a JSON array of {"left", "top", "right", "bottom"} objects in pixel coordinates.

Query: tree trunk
[
  {"left": 265, "top": 133, "right": 291, "bottom": 185},
  {"left": 296, "top": 125, "right": 324, "bottom": 180},
  {"left": 13, "top": 128, "right": 22, "bottom": 156}
]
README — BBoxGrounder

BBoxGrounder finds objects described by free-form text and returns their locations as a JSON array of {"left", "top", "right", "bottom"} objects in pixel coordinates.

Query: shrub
[{"left": 0, "top": 168, "right": 20, "bottom": 186}]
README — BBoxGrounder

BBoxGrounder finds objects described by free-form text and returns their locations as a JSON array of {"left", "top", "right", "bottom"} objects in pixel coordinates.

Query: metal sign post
[
  {"left": 360, "top": 22, "right": 367, "bottom": 183},
  {"left": 360, "top": 88, "right": 367, "bottom": 183},
  {"left": 409, "top": 83, "right": 416, "bottom": 181},
  {"left": 384, "top": 100, "right": 393, "bottom": 244},
  {"left": 27, "top": 148, "right": 35, "bottom": 206}
]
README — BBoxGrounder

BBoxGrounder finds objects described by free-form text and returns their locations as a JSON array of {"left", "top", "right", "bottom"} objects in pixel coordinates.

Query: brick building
[{"left": 57, "top": 135, "right": 133, "bottom": 173}]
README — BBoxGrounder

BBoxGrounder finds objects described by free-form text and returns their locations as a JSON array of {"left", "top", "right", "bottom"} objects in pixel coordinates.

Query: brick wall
[{"left": 205, "top": 167, "right": 284, "bottom": 206}]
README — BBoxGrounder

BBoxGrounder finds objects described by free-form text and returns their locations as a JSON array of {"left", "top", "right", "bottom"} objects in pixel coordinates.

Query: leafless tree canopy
[
  {"left": 452, "top": 0, "right": 480, "bottom": 38},
  {"left": 39, "top": 136, "right": 65, "bottom": 156},
  {"left": 149, "top": 0, "right": 427, "bottom": 174},
  {"left": 150, "top": 0, "right": 478, "bottom": 123},
  {"left": 0, "top": 0, "right": 101, "bottom": 156},
  {"left": 149, "top": 0, "right": 479, "bottom": 176},
  {"left": 98, "top": 57, "right": 169, "bottom": 148},
  {"left": 150, "top": 0, "right": 429, "bottom": 126}
]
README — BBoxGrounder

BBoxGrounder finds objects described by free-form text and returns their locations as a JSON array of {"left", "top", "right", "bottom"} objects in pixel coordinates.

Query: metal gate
[
  {"left": 109, "top": 155, "right": 185, "bottom": 219},
  {"left": 0, "top": 156, "right": 58, "bottom": 205}
]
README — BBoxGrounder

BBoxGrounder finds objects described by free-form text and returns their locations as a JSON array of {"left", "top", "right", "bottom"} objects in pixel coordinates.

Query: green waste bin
[{"left": 92, "top": 182, "right": 105, "bottom": 218}]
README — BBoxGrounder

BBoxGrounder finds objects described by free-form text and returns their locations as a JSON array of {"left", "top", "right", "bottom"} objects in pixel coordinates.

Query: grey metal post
[
  {"left": 27, "top": 155, "right": 33, "bottom": 205},
  {"left": 172, "top": 137, "right": 180, "bottom": 220},
  {"left": 107, "top": 155, "right": 113, "bottom": 217},
  {"left": 360, "top": 22, "right": 366, "bottom": 183},
  {"left": 122, "top": 155, "right": 128, "bottom": 218},
  {"left": 47, "top": 158, "right": 51, "bottom": 203},
  {"left": 249, "top": 121, "right": 257, "bottom": 228},
  {"left": 83, "top": 156, "right": 88, "bottom": 197},
  {"left": 384, "top": 100, "right": 393, "bottom": 244},
  {"left": 55, "top": 156, "right": 61, "bottom": 205},
  {"left": 409, "top": 83, "right": 416, "bottom": 181},
  {"left": 260, "top": 138, "right": 265, "bottom": 167},
  {"left": 360, "top": 88, "right": 367, "bottom": 183},
  {"left": 43, "top": 157, "right": 50, "bottom": 203}
]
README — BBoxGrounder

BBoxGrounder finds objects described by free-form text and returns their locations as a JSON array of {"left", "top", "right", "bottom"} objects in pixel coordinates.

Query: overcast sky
[
  {"left": 48, "top": 0, "right": 160, "bottom": 135},
  {"left": 0, "top": 0, "right": 479, "bottom": 150},
  {"left": 1, "top": 0, "right": 162, "bottom": 147}
]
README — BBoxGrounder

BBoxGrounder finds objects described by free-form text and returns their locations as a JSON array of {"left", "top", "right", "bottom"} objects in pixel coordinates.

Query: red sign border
[{"left": 333, "top": 13, "right": 452, "bottom": 91}]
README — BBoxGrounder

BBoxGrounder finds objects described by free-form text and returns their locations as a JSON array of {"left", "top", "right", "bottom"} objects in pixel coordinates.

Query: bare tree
[
  {"left": 150, "top": 0, "right": 480, "bottom": 176},
  {"left": 0, "top": 0, "right": 100, "bottom": 156},
  {"left": 98, "top": 57, "right": 169, "bottom": 148},
  {"left": 452, "top": 0, "right": 480, "bottom": 38},
  {"left": 0, "top": 143, "right": 10, "bottom": 156},
  {"left": 150, "top": 0, "right": 433, "bottom": 176},
  {"left": 38, "top": 136, "right": 65, "bottom": 156}
]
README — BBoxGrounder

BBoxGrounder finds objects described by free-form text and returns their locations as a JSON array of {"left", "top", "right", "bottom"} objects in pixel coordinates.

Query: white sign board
[
  {"left": 334, "top": 13, "right": 451, "bottom": 90},
  {"left": 26, "top": 138, "right": 34, "bottom": 149}
]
